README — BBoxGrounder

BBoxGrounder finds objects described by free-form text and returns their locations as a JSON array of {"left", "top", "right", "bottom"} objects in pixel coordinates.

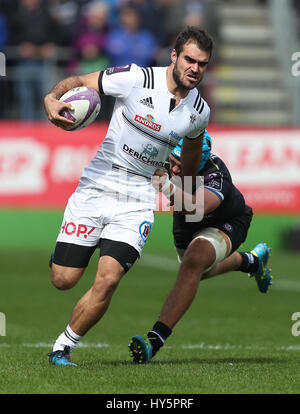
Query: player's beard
[{"left": 172, "top": 61, "right": 202, "bottom": 90}]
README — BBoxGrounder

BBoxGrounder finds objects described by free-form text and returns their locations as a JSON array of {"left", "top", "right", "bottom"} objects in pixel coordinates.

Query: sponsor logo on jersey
[
  {"left": 169, "top": 130, "right": 183, "bottom": 141},
  {"left": 134, "top": 114, "right": 161, "bottom": 132},
  {"left": 139, "top": 221, "right": 152, "bottom": 242},
  {"left": 141, "top": 143, "right": 159, "bottom": 158},
  {"left": 123, "top": 144, "right": 164, "bottom": 167},
  {"left": 106, "top": 64, "right": 131, "bottom": 75},
  {"left": 223, "top": 223, "right": 233, "bottom": 232},
  {"left": 140, "top": 96, "right": 154, "bottom": 109},
  {"left": 204, "top": 172, "right": 222, "bottom": 190},
  {"left": 190, "top": 114, "right": 196, "bottom": 124},
  {"left": 61, "top": 221, "right": 96, "bottom": 238}
]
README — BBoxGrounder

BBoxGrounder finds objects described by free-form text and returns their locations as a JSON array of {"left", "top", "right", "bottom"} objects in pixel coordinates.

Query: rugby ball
[{"left": 59, "top": 86, "right": 101, "bottom": 131}]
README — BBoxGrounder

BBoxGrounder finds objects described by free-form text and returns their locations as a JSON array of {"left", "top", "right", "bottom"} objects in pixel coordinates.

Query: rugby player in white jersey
[{"left": 43, "top": 27, "right": 213, "bottom": 366}]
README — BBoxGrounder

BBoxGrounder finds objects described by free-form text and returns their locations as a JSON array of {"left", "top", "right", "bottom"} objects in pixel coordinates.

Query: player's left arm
[
  {"left": 180, "top": 132, "right": 204, "bottom": 189},
  {"left": 152, "top": 169, "right": 221, "bottom": 215},
  {"left": 181, "top": 99, "right": 210, "bottom": 185}
]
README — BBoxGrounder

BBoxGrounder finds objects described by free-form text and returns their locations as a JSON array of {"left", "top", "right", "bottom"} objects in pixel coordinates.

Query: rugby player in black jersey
[{"left": 129, "top": 131, "right": 272, "bottom": 364}]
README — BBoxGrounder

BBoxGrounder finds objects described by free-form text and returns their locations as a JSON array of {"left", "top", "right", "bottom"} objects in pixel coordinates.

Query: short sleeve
[
  {"left": 204, "top": 170, "right": 232, "bottom": 202},
  {"left": 98, "top": 63, "right": 139, "bottom": 99},
  {"left": 186, "top": 102, "right": 210, "bottom": 139}
]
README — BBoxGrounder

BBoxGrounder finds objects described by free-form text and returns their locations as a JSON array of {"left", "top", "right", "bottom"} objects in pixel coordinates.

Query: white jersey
[{"left": 80, "top": 64, "right": 210, "bottom": 204}]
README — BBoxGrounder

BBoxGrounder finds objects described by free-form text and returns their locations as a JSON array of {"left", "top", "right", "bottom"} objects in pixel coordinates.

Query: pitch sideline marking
[{"left": 1, "top": 342, "right": 300, "bottom": 351}]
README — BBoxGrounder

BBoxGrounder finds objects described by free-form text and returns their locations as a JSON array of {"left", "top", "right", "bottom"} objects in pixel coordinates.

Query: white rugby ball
[{"left": 59, "top": 86, "right": 101, "bottom": 131}]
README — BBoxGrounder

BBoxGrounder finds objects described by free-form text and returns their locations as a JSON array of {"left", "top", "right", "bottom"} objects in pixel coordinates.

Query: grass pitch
[{"left": 1, "top": 211, "right": 300, "bottom": 394}]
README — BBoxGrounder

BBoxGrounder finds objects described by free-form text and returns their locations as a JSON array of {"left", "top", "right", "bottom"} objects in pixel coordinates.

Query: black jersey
[{"left": 173, "top": 154, "right": 253, "bottom": 250}]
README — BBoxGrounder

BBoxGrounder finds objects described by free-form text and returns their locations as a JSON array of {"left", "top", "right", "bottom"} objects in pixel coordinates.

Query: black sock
[
  {"left": 147, "top": 321, "right": 172, "bottom": 357},
  {"left": 238, "top": 252, "right": 259, "bottom": 274}
]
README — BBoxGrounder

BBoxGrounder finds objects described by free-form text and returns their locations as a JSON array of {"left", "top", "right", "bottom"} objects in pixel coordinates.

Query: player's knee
[
  {"left": 182, "top": 238, "right": 214, "bottom": 274},
  {"left": 51, "top": 268, "right": 79, "bottom": 290},
  {"left": 93, "top": 271, "right": 121, "bottom": 298}
]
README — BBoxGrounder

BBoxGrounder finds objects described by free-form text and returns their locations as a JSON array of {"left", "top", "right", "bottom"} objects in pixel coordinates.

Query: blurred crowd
[{"left": 0, "top": 0, "right": 219, "bottom": 120}]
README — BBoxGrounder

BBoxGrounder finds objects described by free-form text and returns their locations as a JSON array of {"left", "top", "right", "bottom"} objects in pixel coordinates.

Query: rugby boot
[
  {"left": 48, "top": 345, "right": 77, "bottom": 366},
  {"left": 128, "top": 335, "right": 152, "bottom": 364},
  {"left": 250, "top": 243, "right": 272, "bottom": 293}
]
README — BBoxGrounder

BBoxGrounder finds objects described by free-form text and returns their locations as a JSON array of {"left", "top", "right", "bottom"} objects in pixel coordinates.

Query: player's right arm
[
  {"left": 44, "top": 71, "right": 101, "bottom": 129},
  {"left": 44, "top": 65, "right": 138, "bottom": 128}
]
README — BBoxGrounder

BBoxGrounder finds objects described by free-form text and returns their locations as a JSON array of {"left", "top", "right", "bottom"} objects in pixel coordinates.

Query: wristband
[{"left": 161, "top": 175, "right": 176, "bottom": 199}]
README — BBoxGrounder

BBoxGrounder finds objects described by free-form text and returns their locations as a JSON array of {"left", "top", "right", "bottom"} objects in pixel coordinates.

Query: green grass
[
  {"left": 1, "top": 210, "right": 300, "bottom": 394},
  {"left": 1, "top": 245, "right": 300, "bottom": 393},
  {"left": 0, "top": 208, "right": 299, "bottom": 251}
]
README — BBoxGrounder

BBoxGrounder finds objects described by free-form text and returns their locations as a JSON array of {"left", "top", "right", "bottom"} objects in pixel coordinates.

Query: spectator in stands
[
  {"left": 121, "top": 0, "right": 169, "bottom": 47},
  {"left": 100, "top": 0, "right": 125, "bottom": 28},
  {"left": 9, "top": 0, "right": 59, "bottom": 120},
  {"left": 155, "top": 31, "right": 177, "bottom": 67},
  {"left": 183, "top": 0, "right": 205, "bottom": 27},
  {"left": 0, "top": 5, "right": 8, "bottom": 49},
  {"left": 68, "top": 1, "right": 110, "bottom": 75},
  {"left": 0, "top": 0, "right": 19, "bottom": 23},
  {"left": 182, "top": 0, "right": 219, "bottom": 121},
  {"left": 47, "top": 0, "right": 89, "bottom": 47},
  {"left": 293, "top": 0, "right": 300, "bottom": 19},
  {"left": 105, "top": 4, "right": 157, "bottom": 67},
  {"left": 159, "top": 0, "right": 185, "bottom": 42}
]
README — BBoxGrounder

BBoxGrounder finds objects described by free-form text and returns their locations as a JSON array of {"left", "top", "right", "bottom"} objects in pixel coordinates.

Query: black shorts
[
  {"left": 173, "top": 205, "right": 253, "bottom": 253},
  {"left": 51, "top": 238, "right": 139, "bottom": 273}
]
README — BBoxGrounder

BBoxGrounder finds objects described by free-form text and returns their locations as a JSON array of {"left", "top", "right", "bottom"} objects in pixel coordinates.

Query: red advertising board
[
  {"left": 212, "top": 127, "right": 300, "bottom": 213},
  {"left": 0, "top": 121, "right": 300, "bottom": 212},
  {"left": 0, "top": 121, "right": 107, "bottom": 208}
]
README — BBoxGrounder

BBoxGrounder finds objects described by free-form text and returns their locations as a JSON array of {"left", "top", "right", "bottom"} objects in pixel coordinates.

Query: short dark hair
[{"left": 174, "top": 27, "right": 214, "bottom": 59}]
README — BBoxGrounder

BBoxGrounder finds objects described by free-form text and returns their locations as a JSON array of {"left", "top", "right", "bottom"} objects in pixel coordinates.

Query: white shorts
[
  {"left": 56, "top": 181, "right": 154, "bottom": 256},
  {"left": 176, "top": 227, "right": 232, "bottom": 273}
]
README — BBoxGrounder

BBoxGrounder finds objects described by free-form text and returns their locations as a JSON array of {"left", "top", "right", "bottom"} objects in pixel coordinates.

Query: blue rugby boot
[
  {"left": 129, "top": 335, "right": 152, "bottom": 364},
  {"left": 48, "top": 346, "right": 77, "bottom": 366},
  {"left": 250, "top": 243, "right": 272, "bottom": 293}
]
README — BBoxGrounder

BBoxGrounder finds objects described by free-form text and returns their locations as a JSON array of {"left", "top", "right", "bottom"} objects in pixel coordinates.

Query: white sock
[{"left": 52, "top": 324, "right": 82, "bottom": 352}]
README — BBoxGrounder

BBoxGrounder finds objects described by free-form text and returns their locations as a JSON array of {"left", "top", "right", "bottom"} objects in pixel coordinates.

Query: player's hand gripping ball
[{"left": 59, "top": 87, "right": 101, "bottom": 131}]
